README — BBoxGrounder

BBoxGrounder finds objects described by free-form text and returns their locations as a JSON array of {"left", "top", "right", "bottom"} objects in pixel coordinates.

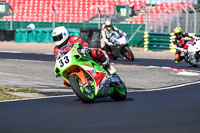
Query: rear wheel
[
  {"left": 69, "top": 74, "right": 95, "bottom": 103},
  {"left": 123, "top": 47, "right": 134, "bottom": 61},
  {"left": 110, "top": 75, "right": 127, "bottom": 101},
  {"left": 186, "top": 54, "right": 198, "bottom": 67}
]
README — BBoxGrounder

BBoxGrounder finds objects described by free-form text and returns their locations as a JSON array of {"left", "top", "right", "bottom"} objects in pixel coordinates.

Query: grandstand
[
  {"left": 0, "top": 0, "right": 198, "bottom": 26},
  {"left": 1, "top": 0, "right": 146, "bottom": 23},
  {"left": 128, "top": 1, "right": 194, "bottom": 24}
]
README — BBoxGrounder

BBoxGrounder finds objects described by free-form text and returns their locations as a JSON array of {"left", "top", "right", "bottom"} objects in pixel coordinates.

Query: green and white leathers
[{"left": 54, "top": 43, "right": 127, "bottom": 103}]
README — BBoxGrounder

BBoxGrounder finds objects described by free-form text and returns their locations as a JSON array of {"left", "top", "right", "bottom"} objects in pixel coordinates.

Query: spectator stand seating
[
  {"left": 2, "top": 0, "right": 146, "bottom": 23},
  {"left": 128, "top": 1, "right": 193, "bottom": 25}
]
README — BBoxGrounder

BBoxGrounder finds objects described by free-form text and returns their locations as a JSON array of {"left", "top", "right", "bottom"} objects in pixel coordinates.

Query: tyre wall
[
  {"left": 80, "top": 28, "right": 101, "bottom": 48},
  {"left": 0, "top": 30, "right": 15, "bottom": 41}
]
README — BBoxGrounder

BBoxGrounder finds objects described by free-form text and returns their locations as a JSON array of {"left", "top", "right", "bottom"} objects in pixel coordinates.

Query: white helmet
[{"left": 52, "top": 26, "right": 69, "bottom": 46}]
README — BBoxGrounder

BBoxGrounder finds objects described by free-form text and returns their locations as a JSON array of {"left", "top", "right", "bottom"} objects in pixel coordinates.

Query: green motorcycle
[{"left": 54, "top": 43, "right": 127, "bottom": 103}]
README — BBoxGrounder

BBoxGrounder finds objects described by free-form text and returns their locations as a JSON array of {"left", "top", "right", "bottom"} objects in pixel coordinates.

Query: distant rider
[
  {"left": 101, "top": 20, "right": 127, "bottom": 50},
  {"left": 173, "top": 27, "right": 199, "bottom": 63},
  {"left": 52, "top": 26, "right": 116, "bottom": 87}
]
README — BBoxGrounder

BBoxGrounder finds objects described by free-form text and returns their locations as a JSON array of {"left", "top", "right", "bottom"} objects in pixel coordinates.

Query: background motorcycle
[
  {"left": 54, "top": 43, "right": 127, "bottom": 103},
  {"left": 175, "top": 39, "right": 200, "bottom": 67},
  {"left": 103, "top": 32, "right": 134, "bottom": 61}
]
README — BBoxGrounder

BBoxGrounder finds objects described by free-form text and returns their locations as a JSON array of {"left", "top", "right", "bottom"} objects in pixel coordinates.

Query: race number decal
[
  {"left": 64, "top": 56, "right": 69, "bottom": 64},
  {"left": 58, "top": 55, "right": 69, "bottom": 68},
  {"left": 59, "top": 60, "right": 64, "bottom": 67}
]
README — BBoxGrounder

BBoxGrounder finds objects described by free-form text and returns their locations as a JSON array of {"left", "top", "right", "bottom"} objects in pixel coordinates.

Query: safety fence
[
  {"left": 0, "top": 21, "right": 145, "bottom": 46},
  {"left": 15, "top": 28, "right": 79, "bottom": 43},
  {"left": 144, "top": 32, "right": 200, "bottom": 51}
]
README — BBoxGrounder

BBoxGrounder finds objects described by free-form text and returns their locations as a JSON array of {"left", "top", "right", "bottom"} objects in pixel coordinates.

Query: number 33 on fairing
[{"left": 57, "top": 55, "right": 70, "bottom": 68}]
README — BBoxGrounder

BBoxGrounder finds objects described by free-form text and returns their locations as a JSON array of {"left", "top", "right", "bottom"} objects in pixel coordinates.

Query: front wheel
[
  {"left": 110, "top": 75, "right": 127, "bottom": 101},
  {"left": 122, "top": 47, "right": 134, "bottom": 61},
  {"left": 69, "top": 74, "right": 95, "bottom": 103}
]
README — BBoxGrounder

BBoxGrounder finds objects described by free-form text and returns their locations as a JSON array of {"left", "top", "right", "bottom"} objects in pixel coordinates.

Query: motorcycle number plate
[{"left": 57, "top": 54, "right": 70, "bottom": 69}]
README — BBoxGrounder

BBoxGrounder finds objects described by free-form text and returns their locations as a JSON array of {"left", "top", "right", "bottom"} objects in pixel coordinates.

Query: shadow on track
[{"left": 73, "top": 97, "right": 134, "bottom": 104}]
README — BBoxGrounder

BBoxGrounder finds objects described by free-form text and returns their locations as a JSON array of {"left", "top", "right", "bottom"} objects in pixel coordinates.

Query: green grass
[
  {"left": 0, "top": 89, "right": 25, "bottom": 101},
  {"left": 0, "top": 87, "right": 40, "bottom": 101},
  {"left": 7, "top": 87, "right": 40, "bottom": 93}
]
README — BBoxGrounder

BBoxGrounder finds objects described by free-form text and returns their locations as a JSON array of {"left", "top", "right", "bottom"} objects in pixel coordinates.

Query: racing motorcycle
[
  {"left": 54, "top": 43, "right": 127, "bottom": 103},
  {"left": 175, "top": 38, "right": 200, "bottom": 67},
  {"left": 103, "top": 32, "right": 134, "bottom": 61}
]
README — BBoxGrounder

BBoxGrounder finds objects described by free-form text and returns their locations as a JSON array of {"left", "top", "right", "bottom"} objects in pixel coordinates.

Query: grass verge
[{"left": 0, "top": 87, "right": 40, "bottom": 101}]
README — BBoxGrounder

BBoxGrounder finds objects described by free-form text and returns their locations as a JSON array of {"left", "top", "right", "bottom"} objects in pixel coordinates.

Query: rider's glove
[{"left": 79, "top": 47, "right": 89, "bottom": 54}]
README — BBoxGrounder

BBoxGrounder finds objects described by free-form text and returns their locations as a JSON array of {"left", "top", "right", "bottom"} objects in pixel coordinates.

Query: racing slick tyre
[
  {"left": 110, "top": 74, "right": 127, "bottom": 101},
  {"left": 69, "top": 74, "right": 95, "bottom": 103}
]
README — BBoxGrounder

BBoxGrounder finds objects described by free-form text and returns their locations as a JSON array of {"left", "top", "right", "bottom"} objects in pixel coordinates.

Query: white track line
[
  {"left": 128, "top": 80, "right": 200, "bottom": 92},
  {"left": 0, "top": 80, "right": 200, "bottom": 103}
]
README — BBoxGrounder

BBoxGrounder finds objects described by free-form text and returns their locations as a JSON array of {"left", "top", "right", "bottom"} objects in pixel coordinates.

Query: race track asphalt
[
  {"left": 0, "top": 83, "right": 200, "bottom": 133},
  {"left": 0, "top": 52, "right": 200, "bottom": 133}
]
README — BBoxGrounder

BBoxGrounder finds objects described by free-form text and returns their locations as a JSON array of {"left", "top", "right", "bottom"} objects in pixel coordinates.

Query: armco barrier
[
  {"left": 15, "top": 28, "right": 80, "bottom": 43},
  {"left": 144, "top": 32, "right": 200, "bottom": 51},
  {"left": 0, "top": 30, "right": 15, "bottom": 41}
]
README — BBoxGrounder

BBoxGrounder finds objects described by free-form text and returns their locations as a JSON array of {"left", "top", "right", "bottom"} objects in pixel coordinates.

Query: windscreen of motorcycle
[{"left": 57, "top": 45, "right": 74, "bottom": 60}]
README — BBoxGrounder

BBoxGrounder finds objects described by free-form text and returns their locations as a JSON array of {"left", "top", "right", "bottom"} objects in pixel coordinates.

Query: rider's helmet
[
  {"left": 52, "top": 26, "right": 69, "bottom": 46},
  {"left": 104, "top": 20, "right": 113, "bottom": 31},
  {"left": 174, "top": 27, "right": 183, "bottom": 40}
]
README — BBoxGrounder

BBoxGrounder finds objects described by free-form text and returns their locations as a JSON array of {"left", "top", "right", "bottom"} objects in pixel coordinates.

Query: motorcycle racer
[
  {"left": 52, "top": 26, "right": 116, "bottom": 87},
  {"left": 101, "top": 20, "right": 127, "bottom": 50},
  {"left": 173, "top": 27, "right": 199, "bottom": 63}
]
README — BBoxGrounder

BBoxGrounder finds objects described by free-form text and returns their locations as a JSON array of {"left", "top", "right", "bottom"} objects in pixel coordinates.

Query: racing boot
[
  {"left": 174, "top": 53, "right": 183, "bottom": 63},
  {"left": 99, "top": 50, "right": 116, "bottom": 75},
  {"left": 102, "top": 60, "right": 116, "bottom": 75}
]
